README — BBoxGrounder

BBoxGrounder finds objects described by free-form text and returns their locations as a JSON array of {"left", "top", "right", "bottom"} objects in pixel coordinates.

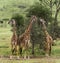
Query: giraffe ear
[
  {"left": 12, "top": 19, "right": 16, "bottom": 25},
  {"left": 33, "top": 15, "right": 37, "bottom": 21},
  {"left": 8, "top": 19, "right": 15, "bottom": 27}
]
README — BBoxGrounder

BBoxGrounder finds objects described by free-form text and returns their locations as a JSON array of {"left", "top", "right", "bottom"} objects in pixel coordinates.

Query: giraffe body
[
  {"left": 11, "top": 28, "right": 18, "bottom": 55},
  {"left": 18, "top": 16, "right": 37, "bottom": 58},
  {"left": 40, "top": 18, "right": 53, "bottom": 56},
  {"left": 9, "top": 19, "right": 18, "bottom": 55}
]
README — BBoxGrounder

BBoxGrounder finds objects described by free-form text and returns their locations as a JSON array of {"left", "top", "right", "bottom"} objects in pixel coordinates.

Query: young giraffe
[
  {"left": 18, "top": 15, "right": 37, "bottom": 59},
  {"left": 39, "top": 18, "right": 53, "bottom": 56},
  {"left": 8, "top": 19, "right": 18, "bottom": 58}
]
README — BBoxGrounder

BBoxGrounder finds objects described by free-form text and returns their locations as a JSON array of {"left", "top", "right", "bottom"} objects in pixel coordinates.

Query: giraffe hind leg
[
  {"left": 12, "top": 48, "right": 14, "bottom": 55},
  {"left": 49, "top": 45, "right": 51, "bottom": 56},
  {"left": 19, "top": 47, "right": 22, "bottom": 56}
]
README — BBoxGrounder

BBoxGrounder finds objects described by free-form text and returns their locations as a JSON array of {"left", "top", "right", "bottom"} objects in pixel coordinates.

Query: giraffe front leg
[
  {"left": 24, "top": 49, "right": 30, "bottom": 59},
  {"left": 11, "top": 42, "right": 16, "bottom": 55},
  {"left": 24, "top": 50, "right": 27, "bottom": 59},
  {"left": 27, "top": 49, "right": 30, "bottom": 59},
  {"left": 16, "top": 45, "right": 20, "bottom": 59},
  {"left": 19, "top": 47, "right": 22, "bottom": 56},
  {"left": 45, "top": 42, "right": 49, "bottom": 57},
  {"left": 23, "top": 48, "right": 28, "bottom": 59},
  {"left": 49, "top": 44, "right": 52, "bottom": 56},
  {"left": 45, "top": 47, "right": 50, "bottom": 57},
  {"left": 10, "top": 44, "right": 14, "bottom": 59},
  {"left": 45, "top": 47, "right": 49, "bottom": 56},
  {"left": 10, "top": 48, "right": 13, "bottom": 60}
]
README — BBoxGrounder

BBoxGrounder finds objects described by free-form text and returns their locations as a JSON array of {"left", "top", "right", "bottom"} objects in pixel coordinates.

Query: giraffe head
[
  {"left": 30, "top": 15, "right": 37, "bottom": 22},
  {"left": 39, "top": 17, "right": 45, "bottom": 24},
  {"left": 8, "top": 19, "right": 16, "bottom": 26}
]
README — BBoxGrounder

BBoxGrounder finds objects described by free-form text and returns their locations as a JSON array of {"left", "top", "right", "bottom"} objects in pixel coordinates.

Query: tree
[
  {"left": 39, "top": 0, "right": 60, "bottom": 39},
  {"left": 11, "top": 13, "right": 25, "bottom": 36},
  {"left": 27, "top": 3, "right": 52, "bottom": 55},
  {"left": 53, "top": 0, "right": 60, "bottom": 39},
  {"left": 27, "top": 3, "right": 51, "bottom": 23}
]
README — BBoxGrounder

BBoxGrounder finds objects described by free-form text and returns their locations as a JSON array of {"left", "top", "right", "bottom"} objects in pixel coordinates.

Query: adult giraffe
[
  {"left": 18, "top": 15, "right": 37, "bottom": 59},
  {"left": 8, "top": 19, "right": 19, "bottom": 59},
  {"left": 39, "top": 18, "right": 53, "bottom": 56}
]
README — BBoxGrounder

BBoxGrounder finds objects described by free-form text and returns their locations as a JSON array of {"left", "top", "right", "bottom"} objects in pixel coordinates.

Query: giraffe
[
  {"left": 18, "top": 15, "right": 37, "bottom": 59},
  {"left": 8, "top": 19, "right": 18, "bottom": 56},
  {"left": 39, "top": 18, "right": 53, "bottom": 56}
]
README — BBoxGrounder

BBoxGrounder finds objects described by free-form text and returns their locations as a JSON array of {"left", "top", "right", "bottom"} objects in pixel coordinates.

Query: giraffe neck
[
  {"left": 44, "top": 31, "right": 49, "bottom": 36},
  {"left": 42, "top": 23, "right": 49, "bottom": 36},
  {"left": 13, "top": 25, "right": 17, "bottom": 35},
  {"left": 25, "top": 19, "right": 34, "bottom": 33}
]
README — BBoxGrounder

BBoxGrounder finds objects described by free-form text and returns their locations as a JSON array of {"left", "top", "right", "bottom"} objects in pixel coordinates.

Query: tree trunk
[
  {"left": 32, "top": 40, "right": 34, "bottom": 55},
  {"left": 54, "top": 9, "right": 58, "bottom": 25},
  {"left": 53, "top": 9, "right": 59, "bottom": 39}
]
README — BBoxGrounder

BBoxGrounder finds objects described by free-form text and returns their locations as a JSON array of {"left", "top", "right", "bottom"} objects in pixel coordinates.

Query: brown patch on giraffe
[
  {"left": 9, "top": 19, "right": 18, "bottom": 55},
  {"left": 18, "top": 15, "right": 37, "bottom": 58},
  {"left": 39, "top": 18, "right": 53, "bottom": 56}
]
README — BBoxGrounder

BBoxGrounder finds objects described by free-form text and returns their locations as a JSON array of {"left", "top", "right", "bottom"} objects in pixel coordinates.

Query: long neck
[
  {"left": 25, "top": 19, "right": 34, "bottom": 33},
  {"left": 42, "top": 23, "right": 49, "bottom": 36},
  {"left": 13, "top": 25, "right": 17, "bottom": 35}
]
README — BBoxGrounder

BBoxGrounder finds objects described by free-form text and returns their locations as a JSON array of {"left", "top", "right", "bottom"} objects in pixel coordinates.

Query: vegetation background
[{"left": 0, "top": 0, "right": 60, "bottom": 63}]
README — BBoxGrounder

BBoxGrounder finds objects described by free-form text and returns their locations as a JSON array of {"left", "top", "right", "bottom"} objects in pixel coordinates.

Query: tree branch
[{"left": 57, "top": 6, "right": 60, "bottom": 12}]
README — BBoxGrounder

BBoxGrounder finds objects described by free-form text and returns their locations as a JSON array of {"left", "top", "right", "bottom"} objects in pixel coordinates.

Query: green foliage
[
  {"left": 11, "top": 13, "right": 25, "bottom": 35},
  {"left": 12, "top": 14, "right": 24, "bottom": 27},
  {"left": 27, "top": 3, "right": 52, "bottom": 23},
  {"left": 39, "top": 0, "right": 43, "bottom": 1},
  {"left": 54, "top": 0, "right": 60, "bottom": 5},
  {"left": 27, "top": 2, "right": 52, "bottom": 51},
  {"left": 51, "top": 25, "right": 60, "bottom": 39},
  {"left": 39, "top": 0, "right": 60, "bottom": 39}
]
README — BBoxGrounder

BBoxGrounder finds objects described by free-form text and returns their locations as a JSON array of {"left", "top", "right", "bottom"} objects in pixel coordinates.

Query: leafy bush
[
  {"left": 11, "top": 13, "right": 24, "bottom": 27},
  {"left": 11, "top": 13, "right": 25, "bottom": 35},
  {"left": 27, "top": 3, "right": 52, "bottom": 23},
  {"left": 26, "top": 2, "right": 53, "bottom": 54}
]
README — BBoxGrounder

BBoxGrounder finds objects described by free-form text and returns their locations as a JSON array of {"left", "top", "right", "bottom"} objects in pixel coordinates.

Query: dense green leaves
[
  {"left": 27, "top": 3, "right": 52, "bottom": 23},
  {"left": 11, "top": 14, "right": 25, "bottom": 35},
  {"left": 11, "top": 14, "right": 24, "bottom": 27},
  {"left": 39, "top": 0, "right": 60, "bottom": 39}
]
